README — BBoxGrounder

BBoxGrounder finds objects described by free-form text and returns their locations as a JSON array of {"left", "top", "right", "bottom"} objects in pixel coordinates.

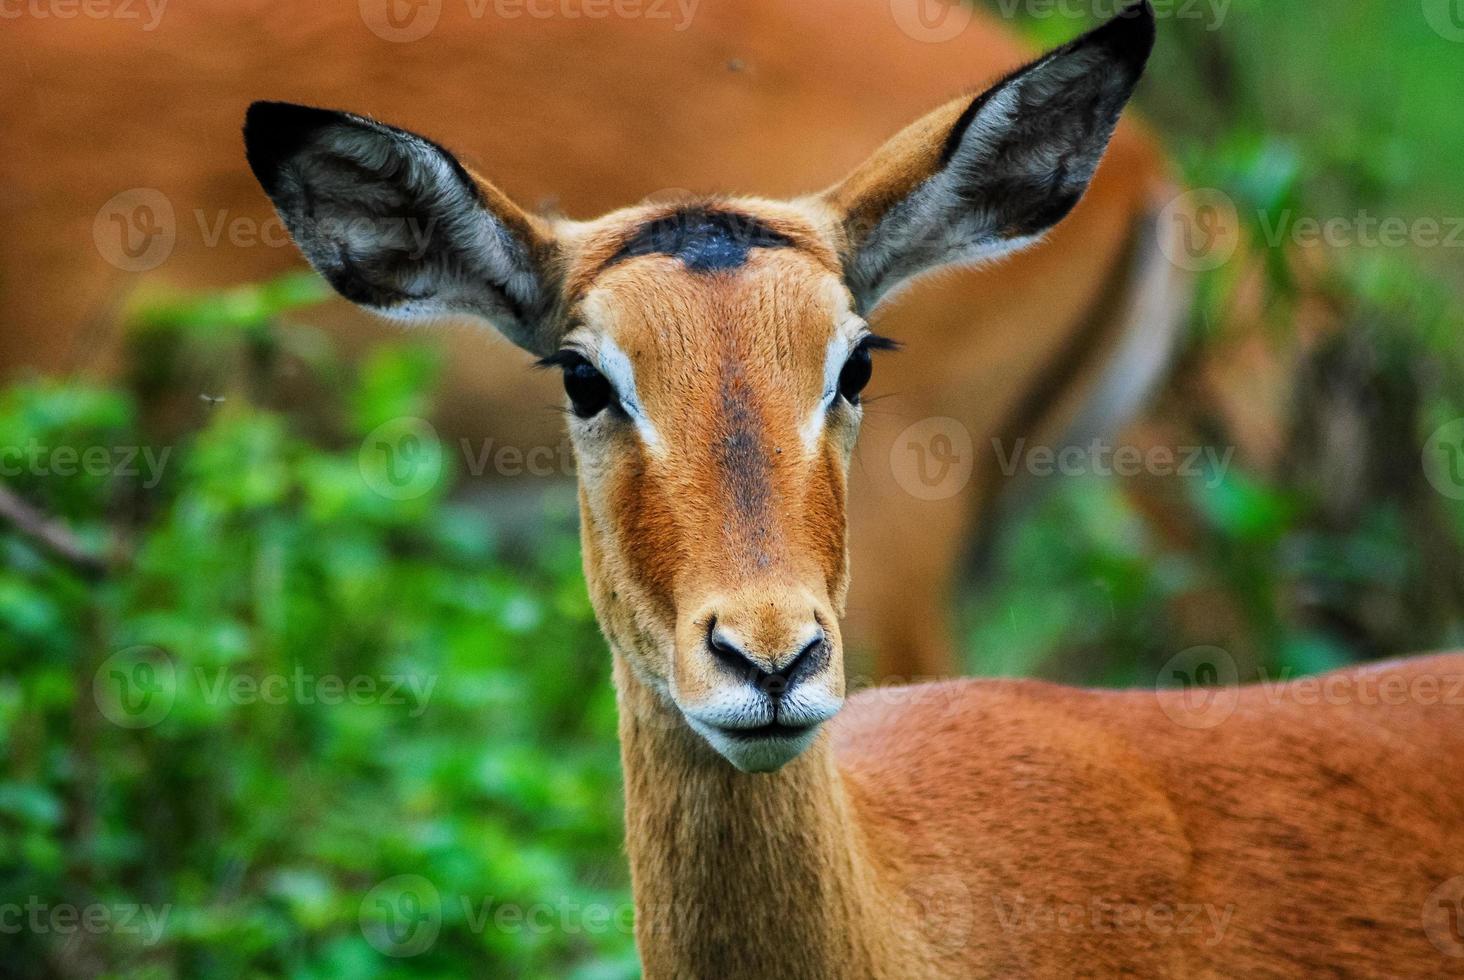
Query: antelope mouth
[{"left": 713, "top": 721, "right": 816, "bottom": 742}]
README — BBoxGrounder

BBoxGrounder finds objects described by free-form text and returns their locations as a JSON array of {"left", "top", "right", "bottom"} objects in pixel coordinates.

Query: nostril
[
  {"left": 784, "top": 629, "right": 829, "bottom": 686},
  {"left": 707, "top": 619, "right": 764, "bottom": 680},
  {"left": 705, "top": 617, "right": 829, "bottom": 697}
]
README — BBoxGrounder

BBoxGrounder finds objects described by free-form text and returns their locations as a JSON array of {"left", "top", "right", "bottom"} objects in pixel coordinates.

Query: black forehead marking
[{"left": 607, "top": 208, "right": 794, "bottom": 274}]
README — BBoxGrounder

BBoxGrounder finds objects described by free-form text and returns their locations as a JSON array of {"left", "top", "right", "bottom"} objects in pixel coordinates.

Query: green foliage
[
  {"left": 0, "top": 301, "right": 633, "bottom": 978},
  {"left": 965, "top": 0, "right": 1464, "bottom": 686}
]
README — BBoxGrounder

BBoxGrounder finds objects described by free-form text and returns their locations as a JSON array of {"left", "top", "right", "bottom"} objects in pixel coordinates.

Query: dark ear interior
[
  {"left": 243, "top": 100, "right": 560, "bottom": 353},
  {"left": 828, "top": 0, "right": 1155, "bottom": 311}
]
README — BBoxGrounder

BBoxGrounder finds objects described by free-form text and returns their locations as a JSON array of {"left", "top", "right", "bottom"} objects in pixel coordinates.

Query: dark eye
[
  {"left": 837, "top": 343, "right": 874, "bottom": 404},
  {"left": 560, "top": 354, "right": 615, "bottom": 418}
]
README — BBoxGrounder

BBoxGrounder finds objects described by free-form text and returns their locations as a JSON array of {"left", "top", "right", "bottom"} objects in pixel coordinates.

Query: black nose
[{"left": 707, "top": 622, "right": 828, "bottom": 699}]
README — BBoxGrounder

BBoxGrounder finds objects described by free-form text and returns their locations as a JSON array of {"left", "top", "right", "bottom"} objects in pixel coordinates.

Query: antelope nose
[{"left": 706, "top": 618, "right": 829, "bottom": 698}]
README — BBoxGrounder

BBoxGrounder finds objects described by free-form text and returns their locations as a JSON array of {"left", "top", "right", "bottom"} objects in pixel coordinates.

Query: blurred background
[{"left": 3, "top": 0, "right": 1464, "bottom": 976}]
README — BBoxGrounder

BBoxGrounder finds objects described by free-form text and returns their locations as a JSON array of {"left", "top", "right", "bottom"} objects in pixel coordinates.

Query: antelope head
[{"left": 244, "top": 3, "right": 1153, "bottom": 771}]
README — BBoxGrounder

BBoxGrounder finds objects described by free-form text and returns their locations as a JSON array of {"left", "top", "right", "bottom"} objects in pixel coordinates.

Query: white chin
[{"left": 688, "top": 719, "right": 823, "bottom": 773}]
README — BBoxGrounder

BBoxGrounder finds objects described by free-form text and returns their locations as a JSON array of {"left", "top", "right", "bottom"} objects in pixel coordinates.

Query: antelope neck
[{"left": 613, "top": 655, "right": 892, "bottom": 978}]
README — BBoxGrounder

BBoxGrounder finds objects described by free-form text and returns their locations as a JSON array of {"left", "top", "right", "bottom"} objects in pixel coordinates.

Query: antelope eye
[
  {"left": 837, "top": 342, "right": 874, "bottom": 404},
  {"left": 560, "top": 354, "right": 615, "bottom": 419}
]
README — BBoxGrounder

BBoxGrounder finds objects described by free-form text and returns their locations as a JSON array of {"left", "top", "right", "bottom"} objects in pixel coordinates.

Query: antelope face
[
  {"left": 555, "top": 203, "right": 878, "bottom": 771},
  {"left": 243, "top": 1, "right": 1153, "bottom": 771}
]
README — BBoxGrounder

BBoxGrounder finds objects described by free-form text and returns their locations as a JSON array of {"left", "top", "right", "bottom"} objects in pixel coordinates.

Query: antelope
[
  {"left": 241, "top": 4, "right": 1464, "bottom": 975},
  {"left": 0, "top": 0, "right": 1187, "bottom": 681}
]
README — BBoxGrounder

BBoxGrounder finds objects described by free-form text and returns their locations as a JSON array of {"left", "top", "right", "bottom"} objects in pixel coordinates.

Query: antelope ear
[
  {"left": 822, "top": 0, "right": 1155, "bottom": 312},
  {"left": 243, "top": 101, "right": 560, "bottom": 355}
]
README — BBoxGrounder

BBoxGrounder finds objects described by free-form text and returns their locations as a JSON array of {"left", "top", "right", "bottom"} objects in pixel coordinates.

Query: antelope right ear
[
  {"left": 820, "top": 0, "right": 1155, "bottom": 313},
  {"left": 243, "top": 101, "right": 562, "bottom": 355}
]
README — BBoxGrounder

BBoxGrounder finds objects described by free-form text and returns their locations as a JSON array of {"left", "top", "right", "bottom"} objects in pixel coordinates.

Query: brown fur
[
  {"left": 0, "top": 0, "right": 1179, "bottom": 680},
  {"left": 618, "top": 653, "right": 1464, "bottom": 977}
]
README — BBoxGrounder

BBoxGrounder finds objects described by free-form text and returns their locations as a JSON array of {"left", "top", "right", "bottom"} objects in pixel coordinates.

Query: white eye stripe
[
  {"left": 800, "top": 312, "right": 870, "bottom": 450},
  {"left": 594, "top": 335, "right": 663, "bottom": 451}
]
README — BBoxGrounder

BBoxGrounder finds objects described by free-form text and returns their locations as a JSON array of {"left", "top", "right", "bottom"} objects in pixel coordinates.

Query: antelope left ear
[
  {"left": 821, "top": 0, "right": 1155, "bottom": 312},
  {"left": 243, "top": 101, "right": 562, "bottom": 355}
]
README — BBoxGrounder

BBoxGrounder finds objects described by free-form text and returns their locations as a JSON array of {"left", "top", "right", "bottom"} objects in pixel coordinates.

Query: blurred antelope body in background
[{"left": 0, "top": 0, "right": 1183, "bottom": 678}]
